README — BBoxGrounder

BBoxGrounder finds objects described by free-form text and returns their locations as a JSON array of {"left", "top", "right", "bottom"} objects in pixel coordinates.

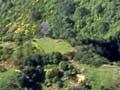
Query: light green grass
[
  {"left": 84, "top": 65, "right": 120, "bottom": 90},
  {"left": 32, "top": 38, "right": 75, "bottom": 54},
  {"left": 0, "top": 69, "right": 15, "bottom": 89},
  {"left": 71, "top": 63, "right": 120, "bottom": 90}
]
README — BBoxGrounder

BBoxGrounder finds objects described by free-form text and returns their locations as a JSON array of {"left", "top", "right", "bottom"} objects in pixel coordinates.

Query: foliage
[
  {"left": 18, "top": 66, "right": 45, "bottom": 89},
  {"left": 1, "top": 0, "right": 120, "bottom": 90},
  {"left": 17, "top": 52, "right": 78, "bottom": 89},
  {"left": 50, "top": 52, "right": 62, "bottom": 64},
  {"left": 59, "top": 61, "right": 69, "bottom": 71},
  {"left": 0, "top": 65, "right": 6, "bottom": 72},
  {"left": 74, "top": 46, "right": 109, "bottom": 67}
]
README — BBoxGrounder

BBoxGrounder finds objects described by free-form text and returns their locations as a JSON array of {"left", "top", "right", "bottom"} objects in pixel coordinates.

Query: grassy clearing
[
  {"left": 0, "top": 69, "right": 15, "bottom": 89},
  {"left": 83, "top": 65, "right": 120, "bottom": 90},
  {"left": 69, "top": 60, "right": 120, "bottom": 90},
  {"left": 32, "top": 38, "right": 75, "bottom": 54}
]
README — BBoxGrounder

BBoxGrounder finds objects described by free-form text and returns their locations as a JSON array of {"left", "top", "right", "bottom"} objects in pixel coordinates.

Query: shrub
[
  {"left": 0, "top": 47, "right": 13, "bottom": 61},
  {"left": 27, "top": 54, "right": 49, "bottom": 66},
  {"left": 50, "top": 52, "right": 62, "bottom": 64},
  {"left": 59, "top": 61, "right": 69, "bottom": 71},
  {"left": 41, "top": 55, "right": 50, "bottom": 65},
  {"left": 2, "top": 33, "right": 14, "bottom": 41},
  {"left": 44, "top": 79, "right": 52, "bottom": 87},
  {"left": 18, "top": 66, "right": 45, "bottom": 89},
  {"left": 46, "top": 68, "right": 63, "bottom": 79},
  {"left": 65, "top": 1, "right": 75, "bottom": 15},
  {"left": 74, "top": 46, "right": 109, "bottom": 66},
  {"left": 64, "top": 69, "right": 77, "bottom": 77},
  {"left": 5, "top": 76, "right": 23, "bottom": 90},
  {"left": 32, "top": 11, "right": 42, "bottom": 21},
  {"left": 77, "top": 7, "right": 90, "bottom": 17},
  {"left": 57, "top": 80, "right": 64, "bottom": 88},
  {"left": 96, "top": 5, "right": 104, "bottom": 14},
  {"left": 0, "top": 65, "right": 6, "bottom": 72},
  {"left": 65, "top": 18, "right": 75, "bottom": 28},
  {"left": 79, "top": 54, "right": 109, "bottom": 67}
]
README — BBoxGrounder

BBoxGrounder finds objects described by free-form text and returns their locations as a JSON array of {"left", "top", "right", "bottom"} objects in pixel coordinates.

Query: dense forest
[{"left": 0, "top": 0, "right": 120, "bottom": 90}]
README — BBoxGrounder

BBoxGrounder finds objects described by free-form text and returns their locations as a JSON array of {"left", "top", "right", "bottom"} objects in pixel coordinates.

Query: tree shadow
[
  {"left": 82, "top": 39, "right": 120, "bottom": 62},
  {"left": 32, "top": 84, "right": 42, "bottom": 90}
]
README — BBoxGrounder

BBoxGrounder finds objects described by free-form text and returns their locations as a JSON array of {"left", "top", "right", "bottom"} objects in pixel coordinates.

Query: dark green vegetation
[{"left": 0, "top": 0, "right": 120, "bottom": 90}]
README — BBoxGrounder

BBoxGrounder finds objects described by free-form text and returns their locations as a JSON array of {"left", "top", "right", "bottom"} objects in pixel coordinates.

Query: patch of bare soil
[{"left": 1, "top": 59, "right": 15, "bottom": 69}]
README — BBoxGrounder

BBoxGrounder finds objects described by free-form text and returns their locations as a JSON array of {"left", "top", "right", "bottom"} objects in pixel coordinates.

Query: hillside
[{"left": 0, "top": 0, "right": 120, "bottom": 90}]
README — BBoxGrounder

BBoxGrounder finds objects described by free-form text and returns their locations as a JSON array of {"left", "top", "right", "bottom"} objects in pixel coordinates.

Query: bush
[
  {"left": 79, "top": 54, "right": 109, "bottom": 67},
  {"left": 44, "top": 79, "right": 52, "bottom": 87},
  {"left": 96, "top": 5, "right": 104, "bottom": 14},
  {"left": 57, "top": 80, "right": 64, "bottom": 88},
  {"left": 5, "top": 76, "right": 23, "bottom": 90},
  {"left": 27, "top": 54, "right": 49, "bottom": 66},
  {"left": 77, "top": 7, "right": 90, "bottom": 17},
  {"left": 46, "top": 68, "right": 63, "bottom": 79},
  {"left": 65, "top": 18, "right": 75, "bottom": 28},
  {"left": 0, "top": 65, "right": 6, "bottom": 72},
  {"left": 50, "top": 52, "right": 62, "bottom": 64},
  {"left": 59, "top": 61, "right": 69, "bottom": 71},
  {"left": 0, "top": 47, "right": 13, "bottom": 61},
  {"left": 74, "top": 46, "right": 109, "bottom": 67},
  {"left": 2, "top": 33, "right": 14, "bottom": 41},
  {"left": 64, "top": 69, "right": 77, "bottom": 77},
  {"left": 32, "top": 11, "right": 42, "bottom": 21},
  {"left": 18, "top": 66, "right": 45, "bottom": 89},
  {"left": 65, "top": 0, "right": 75, "bottom": 15}
]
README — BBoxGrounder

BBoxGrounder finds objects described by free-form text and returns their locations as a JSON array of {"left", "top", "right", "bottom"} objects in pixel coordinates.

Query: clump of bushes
[
  {"left": 18, "top": 66, "right": 45, "bottom": 89},
  {"left": 45, "top": 68, "right": 63, "bottom": 86},
  {"left": 4, "top": 76, "right": 23, "bottom": 90},
  {"left": 59, "top": 61, "right": 69, "bottom": 71},
  {"left": 26, "top": 52, "right": 63, "bottom": 66},
  {"left": 50, "top": 52, "right": 63, "bottom": 64},
  {"left": 17, "top": 52, "right": 78, "bottom": 89},
  {"left": 74, "top": 45, "right": 109, "bottom": 67},
  {"left": 0, "top": 46, "right": 13, "bottom": 61},
  {"left": 46, "top": 68, "right": 63, "bottom": 79}
]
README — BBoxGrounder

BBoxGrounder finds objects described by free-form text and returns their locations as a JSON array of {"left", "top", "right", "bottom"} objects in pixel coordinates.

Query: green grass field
[
  {"left": 0, "top": 69, "right": 15, "bottom": 89},
  {"left": 83, "top": 65, "right": 120, "bottom": 90},
  {"left": 32, "top": 38, "right": 75, "bottom": 54}
]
